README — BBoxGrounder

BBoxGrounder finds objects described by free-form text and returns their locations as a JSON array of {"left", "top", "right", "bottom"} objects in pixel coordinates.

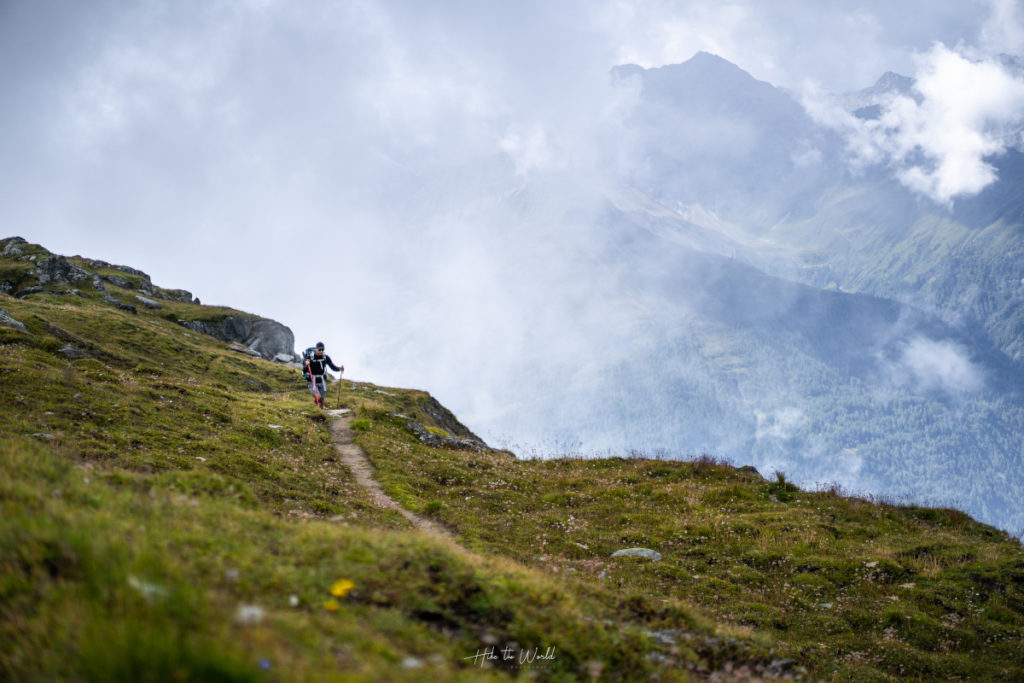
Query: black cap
[{"left": 316, "top": 341, "right": 325, "bottom": 350}]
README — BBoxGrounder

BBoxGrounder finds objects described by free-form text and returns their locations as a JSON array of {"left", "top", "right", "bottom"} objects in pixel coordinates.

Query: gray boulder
[
  {"left": 180, "top": 315, "right": 297, "bottom": 361},
  {"left": 135, "top": 295, "right": 162, "bottom": 309},
  {"left": 0, "top": 308, "right": 27, "bottom": 332},
  {"left": 611, "top": 548, "right": 662, "bottom": 561},
  {"left": 59, "top": 344, "right": 88, "bottom": 359}
]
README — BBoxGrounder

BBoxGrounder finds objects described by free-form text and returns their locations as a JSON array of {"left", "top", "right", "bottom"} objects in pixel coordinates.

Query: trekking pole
[{"left": 336, "top": 369, "right": 344, "bottom": 409}]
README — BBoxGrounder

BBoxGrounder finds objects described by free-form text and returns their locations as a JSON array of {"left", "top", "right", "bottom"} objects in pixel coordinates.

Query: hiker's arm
[{"left": 326, "top": 355, "right": 342, "bottom": 372}]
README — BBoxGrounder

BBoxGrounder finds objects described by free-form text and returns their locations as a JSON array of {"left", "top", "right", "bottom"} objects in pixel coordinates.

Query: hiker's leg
[{"left": 315, "top": 377, "right": 327, "bottom": 406}]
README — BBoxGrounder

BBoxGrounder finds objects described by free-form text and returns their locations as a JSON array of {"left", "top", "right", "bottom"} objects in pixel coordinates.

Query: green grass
[
  {"left": 350, "top": 398, "right": 1024, "bottom": 681},
  {"left": 3, "top": 239, "right": 1024, "bottom": 680}
]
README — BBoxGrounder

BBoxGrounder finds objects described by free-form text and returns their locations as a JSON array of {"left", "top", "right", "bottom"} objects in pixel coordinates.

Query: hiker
[{"left": 303, "top": 341, "right": 343, "bottom": 409}]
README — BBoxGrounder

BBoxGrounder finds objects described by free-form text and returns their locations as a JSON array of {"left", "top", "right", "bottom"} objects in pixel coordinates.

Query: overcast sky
[{"left": 2, "top": 0, "right": 1022, "bottom": 441}]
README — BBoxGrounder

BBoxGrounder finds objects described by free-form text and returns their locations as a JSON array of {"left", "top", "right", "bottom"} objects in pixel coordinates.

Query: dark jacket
[{"left": 306, "top": 353, "right": 341, "bottom": 378}]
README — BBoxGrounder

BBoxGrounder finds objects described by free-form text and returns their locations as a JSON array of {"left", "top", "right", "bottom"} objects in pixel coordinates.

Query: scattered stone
[
  {"left": 273, "top": 352, "right": 295, "bottom": 363},
  {"left": 268, "top": 424, "right": 283, "bottom": 429},
  {"left": 611, "top": 548, "right": 662, "bottom": 561},
  {"left": 158, "top": 288, "right": 194, "bottom": 303},
  {"left": 865, "top": 561, "right": 879, "bottom": 568},
  {"left": 289, "top": 595, "right": 300, "bottom": 607},
  {"left": 228, "top": 342, "right": 262, "bottom": 357},
  {"left": 59, "top": 344, "right": 88, "bottom": 359},
  {"left": 573, "top": 542, "right": 589, "bottom": 550},
  {"left": 768, "top": 658, "right": 796, "bottom": 676},
  {"left": 646, "top": 629, "right": 685, "bottom": 645},
  {"left": 127, "top": 575, "right": 166, "bottom": 601},
  {"left": 0, "top": 281, "right": 11, "bottom": 294},
  {"left": 234, "top": 604, "right": 265, "bottom": 625},
  {"left": 104, "top": 274, "right": 133, "bottom": 289},
  {"left": 32, "top": 433, "right": 55, "bottom": 439},
  {"left": 0, "top": 308, "right": 27, "bottom": 332},
  {"left": 225, "top": 568, "right": 241, "bottom": 582},
  {"left": 135, "top": 295, "right": 162, "bottom": 309},
  {"left": 15, "top": 286, "right": 43, "bottom": 298},
  {"left": 401, "top": 657, "right": 423, "bottom": 669}
]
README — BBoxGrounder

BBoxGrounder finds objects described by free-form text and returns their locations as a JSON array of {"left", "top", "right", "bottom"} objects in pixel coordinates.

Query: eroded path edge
[{"left": 326, "top": 410, "right": 456, "bottom": 542}]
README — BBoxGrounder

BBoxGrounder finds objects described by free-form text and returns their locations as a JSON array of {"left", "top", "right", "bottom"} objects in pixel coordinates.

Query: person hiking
[{"left": 304, "top": 341, "right": 343, "bottom": 409}]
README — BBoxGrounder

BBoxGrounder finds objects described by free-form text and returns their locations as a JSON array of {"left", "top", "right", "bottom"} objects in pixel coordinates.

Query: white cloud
[
  {"left": 899, "top": 336, "right": 985, "bottom": 395},
  {"left": 980, "top": 0, "right": 1024, "bottom": 55},
  {"left": 804, "top": 43, "right": 1024, "bottom": 205}
]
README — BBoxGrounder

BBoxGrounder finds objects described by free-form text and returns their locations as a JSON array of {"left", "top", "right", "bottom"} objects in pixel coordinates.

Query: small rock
[
  {"left": 228, "top": 342, "right": 262, "bottom": 358},
  {"left": 135, "top": 295, "right": 162, "bottom": 309},
  {"left": 401, "top": 657, "right": 423, "bottom": 669},
  {"left": 104, "top": 275, "right": 133, "bottom": 289},
  {"left": 32, "top": 433, "right": 54, "bottom": 439},
  {"left": 225, "top": 568, "right": 240, "bottom": 582},
  {"left": 611, "top": 548, "right": 662, "bottom": 561},
  {"left": 768, "top": 658, "right": 796, "bottom": 675},
  {"left": 289, "top": 595, "right": 300, "bottom": 607},
  {"left": 0, "top": 308, "right": 27, "bottom": 332},
  {"left": 234, "top": 604, "right": 264, "bottom": 625},
  {"left": 14, "top": 286, "right": 43, "bottom": 298},
  {"left": 127, "top": 575, "right": 166, "bottom": 600},
  {"left": 865, "top": 561, "right": 879, "bottom": 568},
  {"left": 59, "top": 344, "right": 88, "bottom": 359}
]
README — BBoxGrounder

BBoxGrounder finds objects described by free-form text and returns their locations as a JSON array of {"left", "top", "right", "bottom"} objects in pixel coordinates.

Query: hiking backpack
[{"left": 301, "top": 347, "right": 317, "bottom": 382}]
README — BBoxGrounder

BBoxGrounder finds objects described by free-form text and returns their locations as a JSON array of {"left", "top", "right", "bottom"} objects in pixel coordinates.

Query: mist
[{"left": 2, "top": 0, "right": 1022, "bottom": 472}]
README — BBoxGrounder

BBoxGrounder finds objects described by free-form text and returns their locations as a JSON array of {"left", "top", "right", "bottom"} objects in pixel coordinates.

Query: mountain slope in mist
[{"left": 447, "top": 51, "right": 1024, "bottom": 536}]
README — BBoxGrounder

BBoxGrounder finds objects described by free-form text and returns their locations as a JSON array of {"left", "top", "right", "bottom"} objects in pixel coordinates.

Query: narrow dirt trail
[{"left": 326, "top": 409, "right": 456, "bottom": 542}]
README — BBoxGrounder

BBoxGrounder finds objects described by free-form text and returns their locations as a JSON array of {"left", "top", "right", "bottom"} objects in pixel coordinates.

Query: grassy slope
[
  {"left": 1, "top": 283, "right": 786, "bottom": 681},
  {"left": 353, "top": 401, "right": 1024, "bottom": 680},
  {"left": 2, "top": 248, "right": 1023, "bottom": 680}
]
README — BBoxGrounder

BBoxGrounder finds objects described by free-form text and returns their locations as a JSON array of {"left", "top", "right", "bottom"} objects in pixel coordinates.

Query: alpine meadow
[
  {"left": 1, "top": 237, "right": 1023, "bottom": 681},
  {"left": 4, "top": 1, "right": 1024, "bottom": 680}
]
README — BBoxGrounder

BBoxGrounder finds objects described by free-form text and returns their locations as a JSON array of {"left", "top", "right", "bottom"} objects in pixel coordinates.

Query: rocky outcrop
[
  {"left": 2, "top": 237, "right": 297, "bottom": 361},
  {"left": 0, "top": 239, "right": 199, "bottom": 305},
  {"left": 180, "top": 315, "right": 298, "bottom": 362},
  {"left": 405, "top": 419, "right": 489, "bottom": 452},
  {"left": 33, "top": 256, "right": 92, "bottom": 286},
  {"left": 1, "top": 236, "right": 27, "bottom": 257}
]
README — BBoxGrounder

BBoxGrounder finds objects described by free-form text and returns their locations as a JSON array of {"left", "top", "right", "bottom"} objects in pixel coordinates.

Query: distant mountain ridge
[{"left": 486, "top": 51, "right": 1024, "bottom": 534}]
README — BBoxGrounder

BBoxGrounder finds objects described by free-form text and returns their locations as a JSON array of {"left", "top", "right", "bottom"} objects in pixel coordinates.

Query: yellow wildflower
[{"left": 330, "top": 579, "right": 355, "bottom": 597}]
